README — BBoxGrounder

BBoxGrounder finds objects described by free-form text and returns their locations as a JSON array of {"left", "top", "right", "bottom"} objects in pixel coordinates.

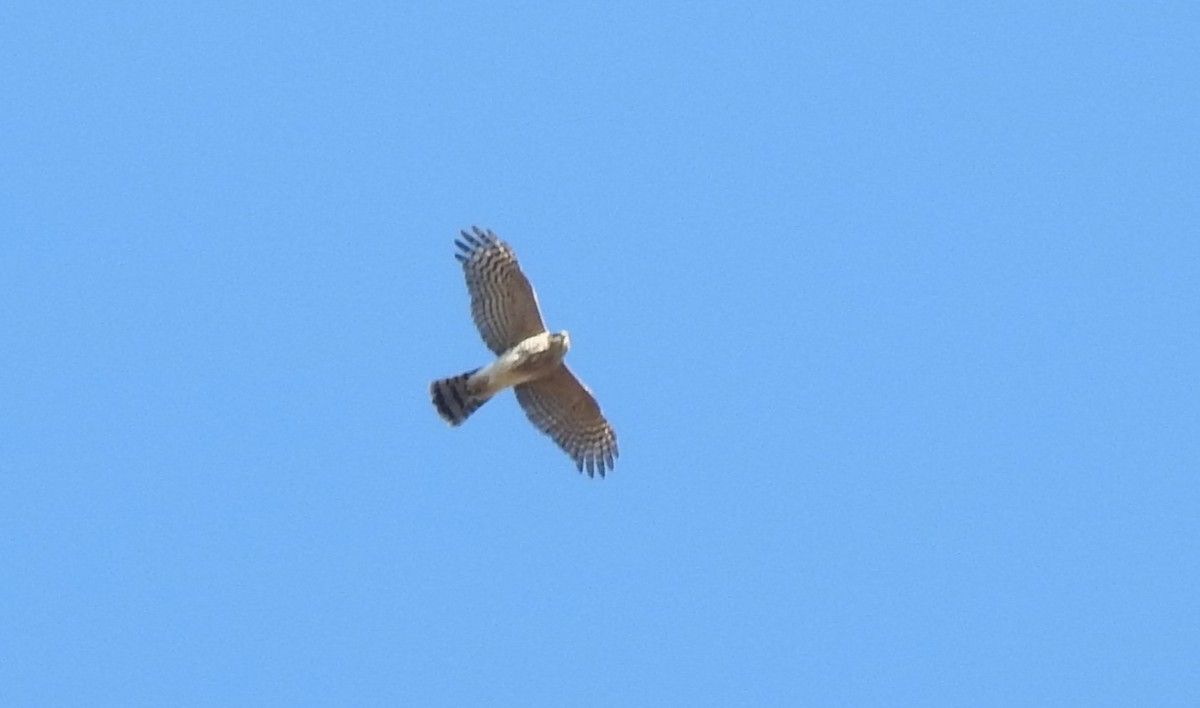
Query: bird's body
[
  {"left": 430, "top": 228, "right": 618, "bottom": 476},
  {"left": 476, "top": 331, "right": 570, "bottom": 392},
  {"left": 431, "top": 331, "right": 569, "bottom": 423}
]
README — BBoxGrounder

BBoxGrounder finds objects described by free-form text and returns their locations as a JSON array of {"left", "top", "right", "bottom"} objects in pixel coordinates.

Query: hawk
[{"left": 430, "top": 227, "right": 619, "bottom": 477}]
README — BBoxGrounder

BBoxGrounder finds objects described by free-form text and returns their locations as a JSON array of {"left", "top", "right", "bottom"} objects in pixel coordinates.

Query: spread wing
[
  {"left": 515, "top": 364, "right": 619, "bottom": 477},
  {"left": 455, "top": 227, "right": 547, "bottom": 354}
]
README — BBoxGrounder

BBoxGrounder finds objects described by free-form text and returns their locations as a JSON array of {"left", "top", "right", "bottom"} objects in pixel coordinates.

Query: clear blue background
[{"left": 3, "top": 2, "right": 1197, "bottom": 705}]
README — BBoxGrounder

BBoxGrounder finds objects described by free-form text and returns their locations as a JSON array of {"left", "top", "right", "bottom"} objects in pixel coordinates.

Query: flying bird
[{"left": 430, "top": 227, "right": 619, "bottom": 477}]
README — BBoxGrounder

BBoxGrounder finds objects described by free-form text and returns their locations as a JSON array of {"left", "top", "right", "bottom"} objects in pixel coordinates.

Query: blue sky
[{"left": 2, "top": 1, "right": 1198, "bottom": 705}]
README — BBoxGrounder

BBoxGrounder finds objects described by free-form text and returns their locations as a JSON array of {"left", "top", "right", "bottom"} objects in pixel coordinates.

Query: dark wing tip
[
  {"left": 453, "top": 238, "right": 471, "bottom": 262},
  {"left": 455, "top": 227, "right": 502, "bottom": 261},
  {"left": 574, "top": 450, "right": 613, "bottom": 479},
  {"left": 470, "top": 225, "right": 497, "bottom": 243}
]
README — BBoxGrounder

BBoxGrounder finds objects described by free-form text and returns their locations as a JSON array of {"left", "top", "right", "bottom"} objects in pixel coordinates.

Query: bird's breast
[{"left": 511, "top": 348, "right": 562, "bottom": 377}]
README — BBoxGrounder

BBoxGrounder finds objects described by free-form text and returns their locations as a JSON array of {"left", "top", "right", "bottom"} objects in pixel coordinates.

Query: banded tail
[{"left": 430, "top": 369, "right": 490, "bottom": 425}]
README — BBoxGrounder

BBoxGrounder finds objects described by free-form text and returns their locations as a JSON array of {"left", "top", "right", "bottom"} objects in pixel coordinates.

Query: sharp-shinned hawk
[{"left": 430, "top": 227, "right": 619, "bottom": 477}]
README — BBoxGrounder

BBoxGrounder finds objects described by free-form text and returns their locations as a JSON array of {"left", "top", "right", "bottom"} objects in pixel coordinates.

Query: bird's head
[{"left": 551, "top": 330, "right": 571, "bottom": 353}]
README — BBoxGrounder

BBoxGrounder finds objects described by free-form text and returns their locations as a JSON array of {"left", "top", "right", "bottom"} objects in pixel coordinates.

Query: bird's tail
[{"left": 430, "top": 369, "right": 491, "bottom": 425}]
